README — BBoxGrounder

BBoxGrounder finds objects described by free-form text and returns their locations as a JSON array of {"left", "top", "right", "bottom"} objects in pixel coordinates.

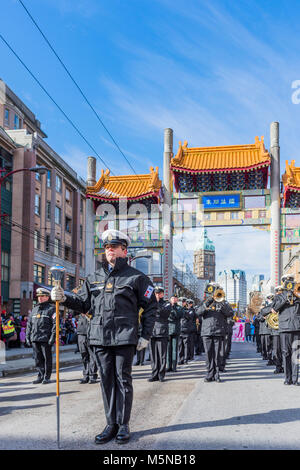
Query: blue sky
[{"left": 2, "top": 0, "right": 300, "bottom": 284}]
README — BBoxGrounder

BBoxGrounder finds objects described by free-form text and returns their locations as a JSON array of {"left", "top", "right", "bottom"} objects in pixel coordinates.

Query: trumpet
[
  {"left": 294, "top": 282, "right": 300, "bottom": 299},
  {"left": 213, "top": 288, "right": 226, "bottom": 303}
]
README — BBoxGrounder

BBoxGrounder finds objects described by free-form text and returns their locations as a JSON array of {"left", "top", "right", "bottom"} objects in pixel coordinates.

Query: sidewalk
[{"left": 0, "top": 344, "right": 82, "bottom": 377}]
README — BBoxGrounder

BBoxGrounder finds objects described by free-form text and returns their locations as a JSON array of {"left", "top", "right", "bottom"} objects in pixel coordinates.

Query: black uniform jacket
[
  {"left": 257, "top": 305, "right": 272, "bottom": 335},
  {"left": 26, "top": 302, "right": 56, "bottom": 344},
  {"left": 152, "top": 299, "right": 172, "bottom": 338},
  {"left": 188, "top": 307, "right": 198, "bottom": 334},
  {"left": 180, "top": 307, "right": 196, "bottom": 336},
  {"left": 197, "top": 300, "right": 234, "bottom": 337},
  {"left": 262, "top": 291, "right": 300, "bottom": 333},
  {"left": 62, "top": 257, "right": 156, "bottom": 347},
  {"left": 76, "top": 314, "right": 89, "bottom": 336},
  {"left": 168, "top": 304, "right": 182, "bottom": 336}
]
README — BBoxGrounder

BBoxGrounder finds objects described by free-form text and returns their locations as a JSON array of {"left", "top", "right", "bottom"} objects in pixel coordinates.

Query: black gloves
[{"left": 205, "top": 297, "right": 214, "bottom": 308}]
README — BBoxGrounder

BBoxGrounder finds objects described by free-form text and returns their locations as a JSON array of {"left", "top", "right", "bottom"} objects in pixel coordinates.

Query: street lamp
[{"left": 0, "top": 166, "right": 49, "bottom": 343}]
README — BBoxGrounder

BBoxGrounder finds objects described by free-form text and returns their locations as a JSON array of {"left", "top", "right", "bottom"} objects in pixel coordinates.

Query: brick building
[{"left": 0, "top": 79, "right": 87, "bottom": 314}]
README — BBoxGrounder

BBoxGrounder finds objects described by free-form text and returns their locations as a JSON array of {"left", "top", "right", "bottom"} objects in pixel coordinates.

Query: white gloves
[
  {"left": 51, "top": 286, "right": 66, "bottom": 303},
  {"left": 136, "top": 337, "right": 149, "bottom": 351}
]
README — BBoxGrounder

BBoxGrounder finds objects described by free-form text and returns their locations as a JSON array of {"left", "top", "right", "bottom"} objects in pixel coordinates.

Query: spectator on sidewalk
[
  {"left": 1, "top": 312, "right": 17, "bottom": 349},
  {"left": 245, "top": 320, "right": 252, "bottom": 342}
]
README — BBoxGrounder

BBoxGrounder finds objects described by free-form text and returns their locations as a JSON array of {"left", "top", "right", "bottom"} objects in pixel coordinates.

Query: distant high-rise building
[
  {"left": 217, "top": 269, "right": 247, "bottom": 311},
  {"left": 193, "top": 229, "right": 215, "bottom": 281},
  {"left": 251, "top": 274, "right": 265, "bottom": 292}
]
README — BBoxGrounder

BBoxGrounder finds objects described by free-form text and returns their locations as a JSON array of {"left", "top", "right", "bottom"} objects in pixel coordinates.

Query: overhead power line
[
  {"left": 0, "top": 33, "right": 114, "bottom": 176},
  {"left": 18, "top": 0, "right": 137, "bottom": 175}
]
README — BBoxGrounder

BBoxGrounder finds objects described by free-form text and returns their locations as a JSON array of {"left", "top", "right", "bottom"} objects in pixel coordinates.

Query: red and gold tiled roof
[
  {"left": 86, "top": 166, "right": 161, "bottom": 201},
  {"left": 171, "top": 136, "right": 271, "bottom": 173},
  {"left": 282, "top": 160, "right": 300, "bottom": 192}
]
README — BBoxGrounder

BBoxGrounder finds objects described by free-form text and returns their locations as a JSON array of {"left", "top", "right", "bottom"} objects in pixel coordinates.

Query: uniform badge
[
  {"left": 36, "top": 314, "right": 41, "bottom": 318},
  {"left": 105, "top": 281, "right": 114, "bottom": 292},
  {"left": 144, "top": 285, "right": 154, "bottom": 299}
]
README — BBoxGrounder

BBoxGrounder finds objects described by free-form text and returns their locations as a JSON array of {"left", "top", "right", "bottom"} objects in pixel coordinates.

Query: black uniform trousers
[
  {"left": 78, "top": 334, "right": 98, "bottom": 379},
  {"left": 167, "top": 335, "right": 179, "bottom": 371},
  {"left": 194, "top": 333, "right": 204, "bottom": 355},
  {"left": 32, "top": 341, "right": 53, "bottom": 380},
  {"left": 261, "top": 334, "right": 272, "bottom": 360},
  {"left": 219, "top": 336, "right": 226, "bottom": 370},
  {"left": 202, "top": 336, "right": 222, "bottom": 380},
  {"left": 93, "top": 345, "right": 135, "bottom": 425},
  {"left": 256, "top": 333, "right": 262, "bottom": 352},
  {"left": 150, "top": 337, "right": 168, "bottom": 380},
  {"left": 280, "top": 332, "right": 300, "bottom": 383},
  {"left": 135, "top": 347, "right": 146, "bottom": 365},
  {"left": 178, "top": 335, "right": 190, "bottom": 363},
  {"left": 225, "top": 333, "right": 232, "bottom": 358},
  {"left": 188, "top": 333, "right": 197, "bottom": 360}
]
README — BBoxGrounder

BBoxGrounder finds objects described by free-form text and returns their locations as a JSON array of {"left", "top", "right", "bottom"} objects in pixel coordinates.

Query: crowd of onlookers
[{"left": 0, "top": 310, "right": 80, "bottom": 349}]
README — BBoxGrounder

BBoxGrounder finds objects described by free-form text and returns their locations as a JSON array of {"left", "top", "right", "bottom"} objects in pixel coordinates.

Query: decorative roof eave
[
  {"left": 171, "top": 162, "right": 270, "bottom": 174},
  {"left": 284, "top": 185, "right": 300, "bottom": 193},
  {"left": 86, "top": 191, "right": 160, "bottom": 203}
]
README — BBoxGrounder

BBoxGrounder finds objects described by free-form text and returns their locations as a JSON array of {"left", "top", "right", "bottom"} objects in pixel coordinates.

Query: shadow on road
[
  {"left": 133, "top": 407, "right": 300, "bottom": 440},
  {"left": 0, "top": 403, "right": 52, "bottom": 417}
]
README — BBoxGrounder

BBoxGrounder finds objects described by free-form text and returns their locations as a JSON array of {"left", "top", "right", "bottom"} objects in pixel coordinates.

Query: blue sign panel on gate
[{"left": 201, "top": 193, "right": 241, "bottom": 210}]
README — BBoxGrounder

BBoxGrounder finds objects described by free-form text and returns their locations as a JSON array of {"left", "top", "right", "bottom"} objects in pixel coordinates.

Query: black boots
[
  {"left": 95, "top": 424, "right": 130, "bottom": 444},
  {"left": 115, "top": 425, "right": 130, "bottom": 444},
  {"left": 95, "top": 425, "right": 118, "bottom": 444}
]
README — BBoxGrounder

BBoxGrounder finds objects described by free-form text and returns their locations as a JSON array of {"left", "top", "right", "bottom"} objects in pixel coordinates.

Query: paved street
[{"left": 1, "top": 341, "right": 300, "bottom": 450}]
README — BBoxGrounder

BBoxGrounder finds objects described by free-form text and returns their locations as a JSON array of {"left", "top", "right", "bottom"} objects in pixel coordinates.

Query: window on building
[
  {"left": 65, "top": 245, "right": 71, "bottom": 261},
  {"left": 47, "top": 170, "right": 51, "bottom": 188},
  {"left": 5, "top": 179, "right": 11, "bottom": 191},
  {"left": 55, "top": 206, "right": 61, "bottom": 225},
  {"left": 35, "top": 195, "right": 41, "bottom": 216},
  {"left": 80, "top": 253, "right": 83, "bottom": 267},
  {"left": 1, "top": 251, "right": 9, "bottom": 282},
  {"left": 35, "top": 164, "right": 42, "bottom": 181},
  {"left": 66, "top": 274, "right": 76, "bottom": 291},
  {"left": 45, "top": 235, "right": 50, "bottom": 253},
  {"left": 33, "top": 264, "right": 45, "bottom": 284},
  {"left": 80, "top": 198, "right": 84, "bottom": 212},
  {"left": 34, "top": 230, "right": 41, "bottom": 250},
  {"left": 13, "top": 114, "right": 22, "bottom": 129},
  {"left": 65, "top": 216, "right": 72, "bottom": 233},
  {"left": 54, "top": 238, "right": 62, "bottom": 257},
  {"left": 4, "top": 109, "right": 9, "bottom": 125},
  {"left": 56, "top": 175, "right": 62, "bottom": 193},
  {"left": 80, "top": 225, "right": 83, "bottom": 240},
  {"left": 46, "top": 201, "right": 51, "bottom": 220},
  {"left": 65, "top": 188, "right": 71, "bottom": 202}
]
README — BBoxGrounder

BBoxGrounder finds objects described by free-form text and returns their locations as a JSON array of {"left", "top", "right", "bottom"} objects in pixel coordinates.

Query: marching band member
[
  {"left": 262, "top": 275, "right": 300, "bottom": 385},
  {"left": 25, "top": 288, "right": 56, "bottom": 384},
  {"left": 197, "top": 283, "right": 234, "bottom": 383},
  {"left": 148, "top": 287, "right": 171, "bottom": 382},
  {"left": 51, "top": 229, "right": 156, "bottom": 444}
]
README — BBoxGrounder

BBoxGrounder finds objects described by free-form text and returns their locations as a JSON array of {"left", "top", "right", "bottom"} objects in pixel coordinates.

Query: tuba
[{"left": 265, "top": 310, "right": 279, "bottom": 330}]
